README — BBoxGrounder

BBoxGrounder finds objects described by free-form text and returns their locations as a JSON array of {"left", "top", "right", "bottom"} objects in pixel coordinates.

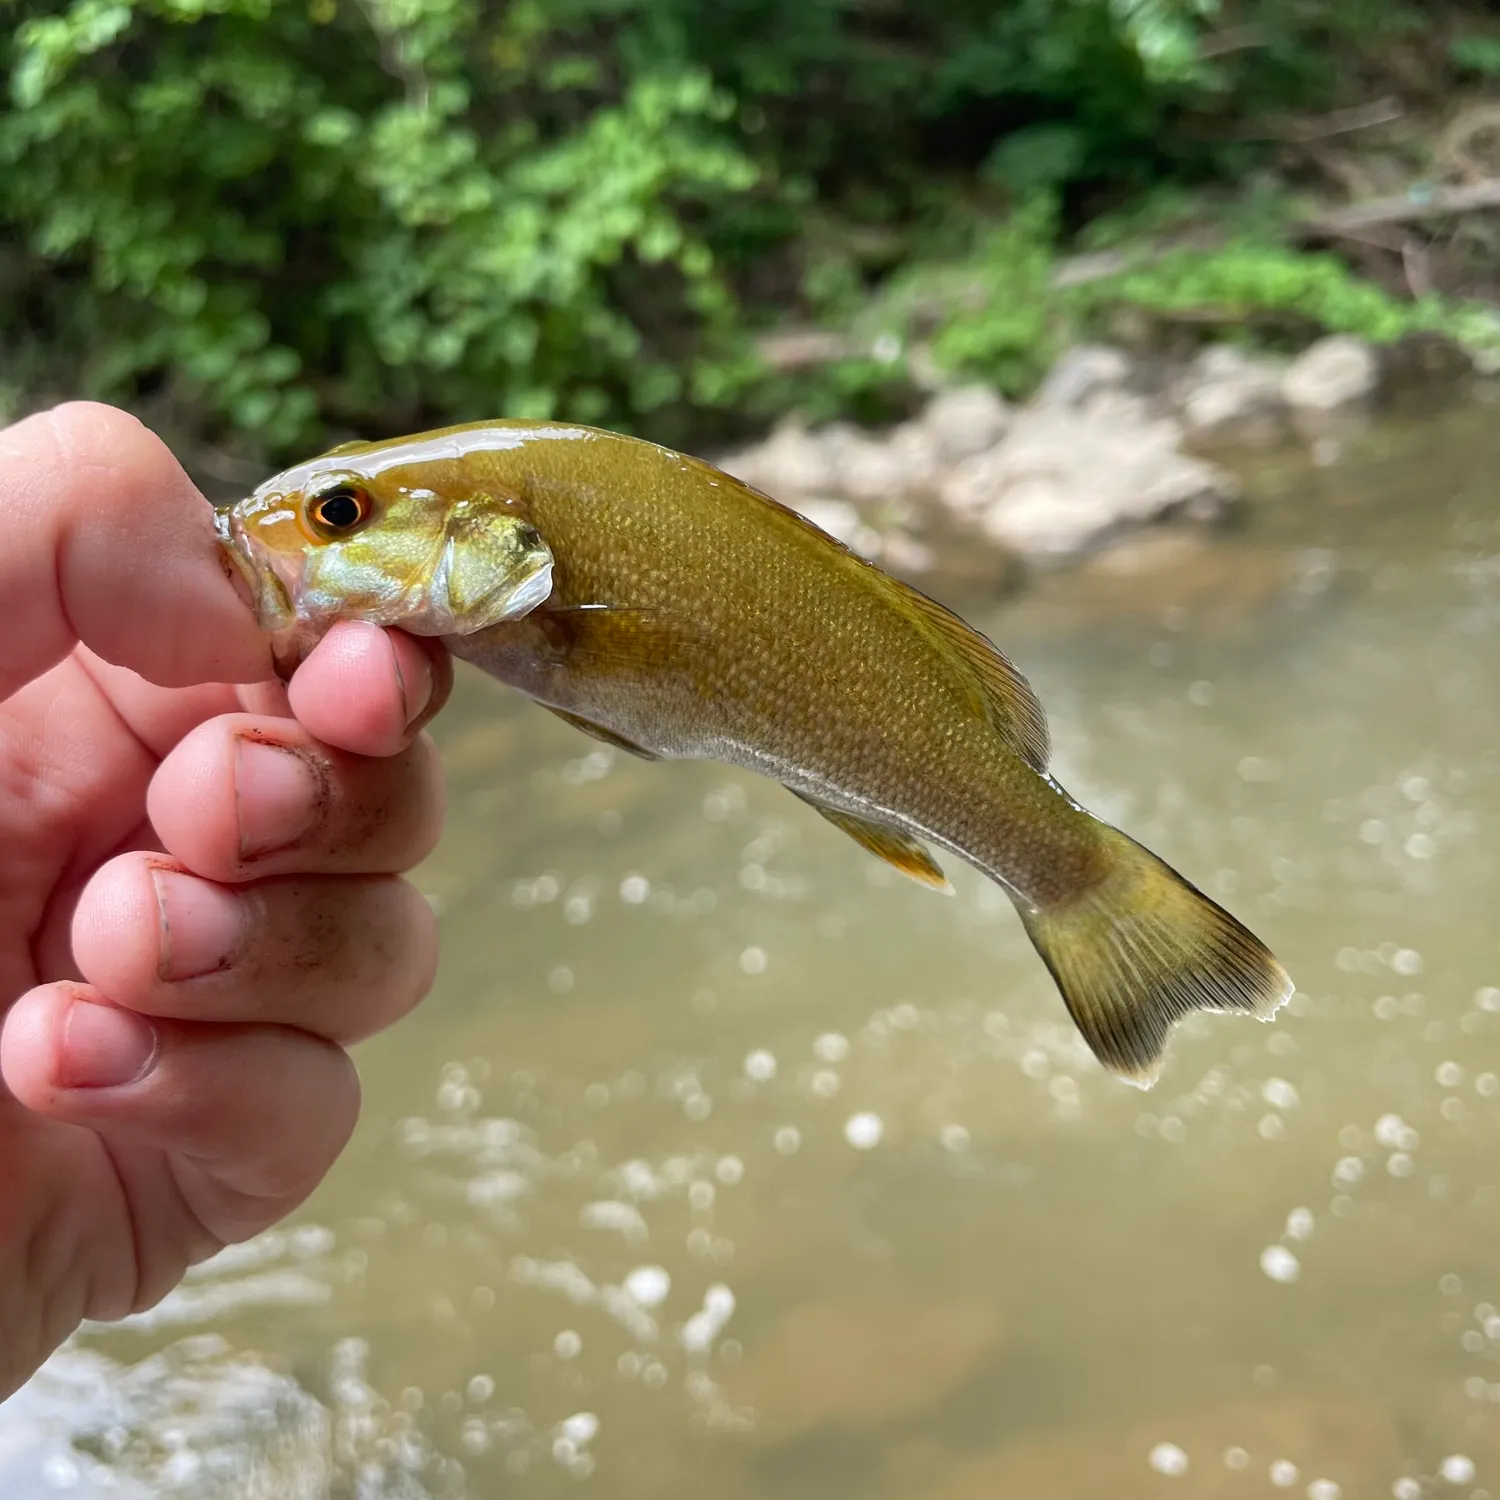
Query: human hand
[{"left": 0, "top": 403, "right": 451, "bottom": 1400}]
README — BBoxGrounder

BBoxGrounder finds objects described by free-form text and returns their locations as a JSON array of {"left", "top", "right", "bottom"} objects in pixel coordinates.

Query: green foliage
[
  {"left": 1450, "top": 33, "right": 1500, "bottom": 76},
  {"left": 0, "top": 0, "right": 1489, "bottom": 455},
  {"left": 870, "top": 201, "right": 1500, "bottom": 392}
]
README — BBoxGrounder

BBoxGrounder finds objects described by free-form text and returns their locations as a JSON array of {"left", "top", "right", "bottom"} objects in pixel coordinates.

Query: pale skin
[{"left": 0, "top": 402, "right": 450, "bottom": 1401}]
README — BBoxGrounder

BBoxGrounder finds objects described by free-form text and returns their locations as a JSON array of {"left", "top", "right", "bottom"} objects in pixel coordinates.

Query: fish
[{"left": 213, "top": 419, "right": 1292, "bottom": 1084}]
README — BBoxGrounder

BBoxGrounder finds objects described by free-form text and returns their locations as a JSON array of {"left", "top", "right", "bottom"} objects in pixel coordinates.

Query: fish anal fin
[
  {"left": 543, "top": 705, "right": 660, "bottom": 760},
  {"left": 793, "top": 792, "right": 950, "bottom": 892},
  {"left": 888, "top": 581, "right": 1051, "bottom": 772}
]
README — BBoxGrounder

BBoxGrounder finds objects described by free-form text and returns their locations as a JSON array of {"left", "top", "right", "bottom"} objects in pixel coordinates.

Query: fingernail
[
  {"left": 57, "top": 1000, "right": 157, "bottom": 1089},
  {"left": 235, "top": 736, "right": 321, "bottom": 859},
  {"left": 392, "top": 636, "right": 434, "bottom": 728},
  {"left": 152, "top": 869, "right": 246, "bottom": 981}
]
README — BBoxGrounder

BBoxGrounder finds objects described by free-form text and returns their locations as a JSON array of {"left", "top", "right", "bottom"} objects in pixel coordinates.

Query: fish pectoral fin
[
  {"left": 541, "top": 604, "right": 701, "bottom": 678},
  {"left": 886, "top": 580, "right": 1051, "bottom": 772},
  {"left": 543, "top": 706, "right": 661, "bottom": 760},
  {"left": 791, "top": 792, "right": 951, "bottom": 892}
]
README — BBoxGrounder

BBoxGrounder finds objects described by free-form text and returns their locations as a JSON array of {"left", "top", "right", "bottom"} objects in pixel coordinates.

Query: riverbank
[{"left": 711, "top": 329, "right": 1490, "bottom": 598}]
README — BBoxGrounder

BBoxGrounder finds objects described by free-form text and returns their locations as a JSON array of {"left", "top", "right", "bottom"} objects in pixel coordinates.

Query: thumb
[{"left": 0, "top": 402, "right": 272, "bottom": 696}]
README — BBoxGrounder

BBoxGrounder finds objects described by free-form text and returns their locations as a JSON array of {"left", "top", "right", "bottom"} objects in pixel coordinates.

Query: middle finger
[{"left": 147, "top": 713, "right": 444, "bottom": 882}]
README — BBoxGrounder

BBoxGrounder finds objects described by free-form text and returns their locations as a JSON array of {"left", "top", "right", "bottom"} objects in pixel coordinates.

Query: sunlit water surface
[{"left": 4, "top": 401, "right": 1500, "bottom": 1499}]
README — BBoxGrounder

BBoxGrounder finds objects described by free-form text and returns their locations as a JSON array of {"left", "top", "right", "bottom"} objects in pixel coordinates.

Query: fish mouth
[
  {"left": 211, "top": 499, "right": 297, "bottom": 632},
  {"left": 211, "top": 503, "right": 259, "bottom": 607}
]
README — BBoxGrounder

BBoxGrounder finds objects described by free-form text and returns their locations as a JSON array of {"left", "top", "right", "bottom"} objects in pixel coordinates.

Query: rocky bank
[{"left": 715, "top": 332, "right": 1476, "bottom": 590}]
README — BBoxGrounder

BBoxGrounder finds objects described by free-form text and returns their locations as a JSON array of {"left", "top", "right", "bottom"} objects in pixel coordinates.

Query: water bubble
[
  {"left": 1387, "top": 1153, "right": 1414, "bottom": 1177},
  {"left": 738, "top": 946, "right": 768, "bottom": 975},
  {"left": 744, "top": 1049, "right": 777, "bottom": 1082},
  {"left": 1188, "top": 680, "right": 1215, "bottom": 706},
  {"left": 1359, "top": 820, "right": 1387, "bottom": 844},
  {"left": 1021, "top": 1049, "right": 1050, "bottom": 1080},
  {"left": 581, "top": 1201, "right": 648, "bottom": 1240},
  {"left": 555, "top": 1330, "right": 582, "bottom": 1359},
  {"left": 1375, "top": 1114, "right": 1407, "bottom": 1149},
  {"left": 1270, "top": 1460, "right": 1300, "bottom": 1488},
  {"left": 1437, "top": 1060, "right": 1464, "bottom": 1088},
  {"left": 1478, "top": 987, "right": 1500, "bottom": 1012},
  {"left": 1441, "top": 1274, "right": 1464, "bottom": 1295},
  {"left": 623, "top": 1266, "right": 671, "bottom": 1307},
  {"left": 1259, "top": 1114, "right": 1286, "bottom": 1141},
  {"left": 1286, "top": 1207, "right": 1315, "bottom": 1240},
  {"left": 679, "top": 1284, "right": 736, "bottom": 1351},
  {"left": 773, "top": 1126, "right": 801, "bottom": 1155},
  {"left": 1307, "top": 1481, "right": 1341, "bottom": 1500},
  {"left": 1260, "top": 1245, "right": 1301, "bottom": 1284},
  {"left": 941, "top": 1124, "right": 971, "bottom": 1152},
  {"left": 814, "top": 1032, "right": 850, "bottom": 1062},
  {"left": 561, "top": 1412, "right": 599, "bottom": 1444},
  {"left": 1440, "top": 1454, "right": 1477, "bottom": 1484},
  {"left": 811, "top": 1069, "right": 841, "bottom": 1098},
  {"left": 1393, "top": 948, "right": 1422, "bottom": 976},
  {"left": 1404, "top": 832, "right": 1436, "bottom": 859},
  {"left": 1478, "top": 1073, "right": 1499, "bottom": 1097},
  {"left": 1332, "top": 1156, "right": 1364, "bottom": 1186},
  {"left": 715, "top": 1155, "right": 745, "bottom": 1185},
  {"left": 1263, "top": 1078, "right": 1301, "bottom": 1110},
  {"left": 547, "top": 965, "right": 575, "bottom": 994},
  {"left": 467, "top": 1374, "right": 495, "bottom": 1403},
  {"left": 1391, "top": 1481, "right": 1421, "bottom": 1500},
  {"left": 1148, "top": 1443, "right": 1189, "bottom": 1476},
  {"left": 619, "top": 873, "right": 650, "bottom": 904},
  {"left": 844, "top": 1112, "right": 884, "bottom": 1149},
  {"left": 1224, "top": 1447, "right": 1249, "bottom": 1470},
  {"left": 688, "top": 1180, "right": 715, "bottom": 1211}
]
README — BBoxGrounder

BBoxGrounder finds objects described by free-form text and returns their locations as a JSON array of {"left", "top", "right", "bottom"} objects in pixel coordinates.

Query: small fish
[{"left": 215, "top": 420, "right": 1292, "bottom": 1084}]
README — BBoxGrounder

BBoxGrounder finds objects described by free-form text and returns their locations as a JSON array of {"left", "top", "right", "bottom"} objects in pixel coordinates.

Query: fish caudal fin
[{"left": 1015, "top": 828, "right": 1292, "bottom": 1086}]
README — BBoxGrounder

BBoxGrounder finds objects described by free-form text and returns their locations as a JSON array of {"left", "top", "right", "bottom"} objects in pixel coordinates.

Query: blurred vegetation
[{"left": 2, "top": 0, "right": 1498, "bottom": 456}]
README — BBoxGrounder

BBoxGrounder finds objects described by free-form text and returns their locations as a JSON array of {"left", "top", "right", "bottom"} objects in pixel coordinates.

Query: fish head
[{"left": 213, "top": 445, "right": 555, "bottom": 650}]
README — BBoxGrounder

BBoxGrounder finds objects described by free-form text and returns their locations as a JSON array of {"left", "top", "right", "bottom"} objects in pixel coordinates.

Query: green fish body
[{"left": 216, "top": 420, "right": 1292, "bottom": 1083}]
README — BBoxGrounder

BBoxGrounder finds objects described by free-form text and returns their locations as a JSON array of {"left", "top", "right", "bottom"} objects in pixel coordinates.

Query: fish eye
[
  {"left": 308, "top": 482, "right": 371, "bottom": 537},
  {"left": 516, "top": 522, "right": 544, "bottom": 551}
]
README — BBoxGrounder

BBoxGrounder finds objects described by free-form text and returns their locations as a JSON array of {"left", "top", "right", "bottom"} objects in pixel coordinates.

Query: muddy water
[{"left": 4, "top": 400, "right": 1500, "bottom": 1499}]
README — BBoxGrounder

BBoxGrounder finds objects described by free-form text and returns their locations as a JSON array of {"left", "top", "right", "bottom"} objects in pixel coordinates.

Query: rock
[
  {"left": 729, "top": 1286, "right": 1005, "bottom": 1439},
  {"left": 887, "top": 420, "right": 945, "bottom": 494},
  {"left": 941, "top": 406, "right": 1240, "bottom": 560},
  {"left": 921, "top": 383, "right": 1013, "bottom": 464},
  {"left": 1032, "top": 345, "right": 1135, "bottom": 413},
  {"left": 1282, "top": 335, "right": 1381, "bottom": 415},
  {"left": 0, "top": 1339, "right": 334, "bottom": 1500},
  {"left": 1174, "top": 344, "right": 1289, "bottom": 446},
  {"left": 835, "top": 431, "right": 912, "bottom": 503},
  {"left": 720, "top": 418, "right": 838, "bottom": 496},
  {"left": 789, "top": 496, "right": 868, "bottom": 550}
]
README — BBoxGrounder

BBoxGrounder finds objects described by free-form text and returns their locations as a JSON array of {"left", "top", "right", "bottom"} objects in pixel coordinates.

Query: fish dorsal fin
[
  {"left": 791, "top": 791, "right": 951, "bottom": 891},
  {"left": 543, "top": 705, "right": 660, "bottom": 760},
  {"left": 884, "top": 579, "right": 1050, "bottom": 772}
]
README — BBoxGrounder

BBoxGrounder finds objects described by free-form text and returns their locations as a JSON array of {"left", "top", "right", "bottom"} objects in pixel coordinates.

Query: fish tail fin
[{"left": 1014, "top": 826, "right": 1292, "bottom": 1087}]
